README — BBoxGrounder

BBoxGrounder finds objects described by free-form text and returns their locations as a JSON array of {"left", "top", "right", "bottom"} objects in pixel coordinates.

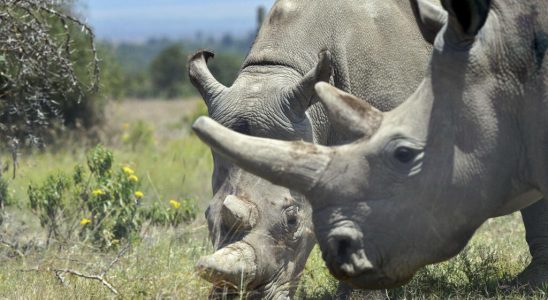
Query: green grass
[{"left": 0, "top": 99, "right": 547, "bottom": 299}]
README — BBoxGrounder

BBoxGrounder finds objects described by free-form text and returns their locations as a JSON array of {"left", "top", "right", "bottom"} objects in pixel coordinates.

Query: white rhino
[
  {"left": 192, "top": 0, "right": 548, "bottom": 290},
  {"left": 188, "top": 0, "right": 433, "bottom": 297}
]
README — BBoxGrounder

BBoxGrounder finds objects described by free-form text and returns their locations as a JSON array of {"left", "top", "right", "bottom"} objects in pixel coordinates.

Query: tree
[
  {"left": 0, "top": 0, "right": 99, "bottom": 151},
  {"left": 149, "top": 44, "right": 187, "bottom": 99}
]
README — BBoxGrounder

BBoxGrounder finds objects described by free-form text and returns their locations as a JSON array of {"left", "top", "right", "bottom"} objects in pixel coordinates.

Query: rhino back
[
  {"left": 244, "top": 0, "right": 432, "bottom": 144},
  {"left": 245, "top": 0, "right": 431, "bottom": 111}
]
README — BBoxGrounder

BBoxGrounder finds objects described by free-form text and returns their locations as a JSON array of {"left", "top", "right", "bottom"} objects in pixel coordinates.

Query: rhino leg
[{"left": 517, "top": 198, "right": 548, "bottom": 288}]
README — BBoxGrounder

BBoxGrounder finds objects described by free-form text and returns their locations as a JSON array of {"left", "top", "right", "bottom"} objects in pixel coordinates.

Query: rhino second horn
[
  {"left": 287, "top": 49, "right": 333, "bottom": 117},
  {"left": 221, "top": 195, "right": 259, "bottom": 230},
  {"left": 196, "top": 241, "right": 257, "bottom": 287},
  {"left": 315, "top": 82, "right": 383, "bottom": 140},
  {"left": 188, "top": 49, "right": 227, "bottom": 107}
]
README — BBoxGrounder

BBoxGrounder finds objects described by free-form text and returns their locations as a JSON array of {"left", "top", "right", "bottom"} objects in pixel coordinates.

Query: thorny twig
[
  {"left": 0, "top": 0, "right": 100, "bottom": 155},
  {"left": 19, "top": 0, "right": 100, "bottom": 93}
]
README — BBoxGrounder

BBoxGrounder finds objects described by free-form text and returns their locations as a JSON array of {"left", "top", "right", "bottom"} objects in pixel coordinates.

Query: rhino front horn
[
  {"left": 196, "top": 241, "right": 257, "bottom": 287},
  {"left": 188, "top": 49, "right": 227, "bottom": 107},
  {"left": 192, "top": 116, "right": 332, "bottom": 195}
]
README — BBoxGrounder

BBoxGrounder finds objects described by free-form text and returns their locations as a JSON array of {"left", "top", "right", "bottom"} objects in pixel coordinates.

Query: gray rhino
[
  {"left": 192, "top": 0, "right": 548, "bottom": 290},
  {"left": 188, "top": 0, "right": 433, "bottom": 297}
]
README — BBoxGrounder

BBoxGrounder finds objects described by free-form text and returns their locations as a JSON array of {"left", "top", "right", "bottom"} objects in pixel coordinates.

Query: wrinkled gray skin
[
  {"left": 188, "top": 0, "right": 432, "bottom": 298},
  {"left": 192, "top": 0, "right": 548, "bottom": 290}
]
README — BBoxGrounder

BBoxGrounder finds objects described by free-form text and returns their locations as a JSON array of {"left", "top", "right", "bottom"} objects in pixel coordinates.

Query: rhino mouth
[
  {"left": 323, "top": 251, "right": 409, "bottom": 289},
  {"left": 322, "top": 247, "right": 413, "bottom": 289},
  {"left": 317, "top": 223, "right": 410, "bottom": 289}
]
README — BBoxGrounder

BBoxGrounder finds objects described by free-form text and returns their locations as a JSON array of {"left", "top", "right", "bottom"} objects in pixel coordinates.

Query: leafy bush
[
  {"left": 142, "top": 198, "right": 197, "bottom": 227},
  {"left": 26, "top": 145, "right": 197, "bottom": 249},
  {"left": 78, "top": 146, "right": 142, "bottom": 248}
]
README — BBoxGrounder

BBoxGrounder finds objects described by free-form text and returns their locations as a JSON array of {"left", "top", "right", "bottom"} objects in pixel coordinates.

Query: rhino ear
[
  {"left": 442, "top": 0, "right": 491, "bottom": 40},
  {"left": 315, "top": 82, "right": 383, "bottom": 141},
  {"left": 287, "top": 50, "right": 333, "bottom": 119},
  {"left": 410, "top": 0, "right": 447, "bottom": 44}
]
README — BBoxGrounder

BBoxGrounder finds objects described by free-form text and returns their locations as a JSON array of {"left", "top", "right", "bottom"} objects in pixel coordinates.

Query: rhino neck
[{"left": 517, "top": 1, "right": 548, "bottom": 196}]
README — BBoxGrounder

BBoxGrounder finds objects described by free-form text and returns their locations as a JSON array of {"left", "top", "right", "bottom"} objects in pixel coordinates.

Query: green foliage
[
  {"left": 28, "top": 173, "right": 73, "bottom": 245},
  {"left": 149, "top": 44, "right": 187, "bottom": 98},
  {"left": 25, "top": 144, "right": 199, "bottom": 249},
  {"left": 142, "top": 198, "right": 197, "bottom": 227},
  {"left": 105, "top": 39, "right": 246, "bottom": 99},
  {"left": 79, "top": 146, "right": 142, "bottom": 248},
  {"left": 121, "top": 120, "right": 155, "bottom": 150},
  {"left": 86, "top": 145, "right": 113, "bottom": 177}
]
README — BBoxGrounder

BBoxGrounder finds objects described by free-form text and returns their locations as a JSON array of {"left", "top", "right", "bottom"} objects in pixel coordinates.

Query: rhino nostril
[{"left": 335, "top": 237, "right": 352, "bottom": 262}]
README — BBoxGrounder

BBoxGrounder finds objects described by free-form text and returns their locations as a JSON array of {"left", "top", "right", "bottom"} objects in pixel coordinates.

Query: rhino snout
[
  {"left": 323, "top": 226, "right": 374, "bottom": 279},
  {"left": 195, "top": 241, "right": 257, "bottom": 288}
]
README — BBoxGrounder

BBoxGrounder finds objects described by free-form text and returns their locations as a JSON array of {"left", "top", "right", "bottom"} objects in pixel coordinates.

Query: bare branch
[
  {"left": 15, "top": 244, "right": 131, "bottom": 296},
  {"left": 53, "top": 268, "right": 118, "bottom": 295}
]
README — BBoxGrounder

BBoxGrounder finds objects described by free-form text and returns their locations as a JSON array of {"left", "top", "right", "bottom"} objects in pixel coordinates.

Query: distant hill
[{"left": 106, "top": 33, "right": 255, "bottom": 75}]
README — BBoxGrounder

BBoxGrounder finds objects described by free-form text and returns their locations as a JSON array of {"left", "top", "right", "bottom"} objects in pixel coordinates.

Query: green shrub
[
  {"left": 28, "top": 173, "right": 73, "bottom": 245},
  {"left": 78, "top": 146, "right": 143, "bottom": 248},
  {"left": 142, "top": 198, "right": 197, "bottom": 227},
  {"left": 26, "top": 145, "right": 198, "bottom": 249}
]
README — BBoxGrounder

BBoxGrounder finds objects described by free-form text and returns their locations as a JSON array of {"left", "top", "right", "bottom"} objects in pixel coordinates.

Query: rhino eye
[
  {"left": 394, "top": 147, "right": 417, "bottom": 164},
  {"left": 284, "top": 206, "right": 299, "bottom": 231}
]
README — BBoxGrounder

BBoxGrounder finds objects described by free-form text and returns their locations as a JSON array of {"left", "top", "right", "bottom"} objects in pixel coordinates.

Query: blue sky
[{"left": 81, "top": 0, "right": 275, "bottom": 42}]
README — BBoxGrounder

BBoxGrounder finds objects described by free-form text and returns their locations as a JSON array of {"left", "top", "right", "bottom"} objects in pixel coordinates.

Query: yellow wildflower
[
  {"left": 134, "top": 191, "right": 144, "bottom": 198},
  {"left": 128, "top": 175, "right": 139, "bottom": 182},
  {"left": 80, "top": 218, "right": 92, "bottom": 225},
  {"left": 122, "top": 166, "right": 135, "bottom": 175},
  {"left": 92, "top": 189, "right": 105, "bottom": 197},
  {"left": 122, "top": 123, "right": 130, "bottom": 130},
  {"left": 169, "top": 199, "right": 181, "bottom": 209}
]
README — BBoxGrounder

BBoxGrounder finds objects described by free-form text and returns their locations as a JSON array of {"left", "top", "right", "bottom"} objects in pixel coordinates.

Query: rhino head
[
  {"left": 192, "top": 0, "right": 547, "bottom": 289},
  {"left": 189, "top": 49, "right": 332, "bottom": 297}
]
